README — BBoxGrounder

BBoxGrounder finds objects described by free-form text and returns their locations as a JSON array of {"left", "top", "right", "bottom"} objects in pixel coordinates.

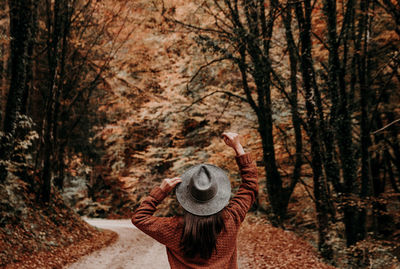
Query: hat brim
[{"left": 176, "top": 164, "right": 231, "bottom": 216}]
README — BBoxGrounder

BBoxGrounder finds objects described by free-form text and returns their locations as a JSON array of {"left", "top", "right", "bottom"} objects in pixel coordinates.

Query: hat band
[{"left": 188, "top": 184, "right": 218, "bottom": 202}]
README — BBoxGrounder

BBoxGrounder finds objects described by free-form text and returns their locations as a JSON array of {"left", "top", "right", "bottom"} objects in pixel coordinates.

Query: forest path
[
  {"left": 65, "top": 217, "right": 333, "bottom": 269},
  {"left": 65, "top": 218, "right": 169, "bottom": 269}
]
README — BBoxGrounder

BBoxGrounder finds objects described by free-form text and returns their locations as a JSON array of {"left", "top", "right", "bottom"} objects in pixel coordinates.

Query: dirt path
[
  {"left": 66, "top": 217, "right": 333, "bottom": 269},
  {"left": 65, "top": 218, "right": 169, "bottom": 269},
  {"left": 66, "top": 218, "right": 250, "bottom": 269}
]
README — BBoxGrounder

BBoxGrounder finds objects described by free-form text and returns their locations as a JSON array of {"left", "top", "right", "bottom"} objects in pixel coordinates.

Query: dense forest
[{"left": 0, "top": 0, "right": 399, "bottom": 268}]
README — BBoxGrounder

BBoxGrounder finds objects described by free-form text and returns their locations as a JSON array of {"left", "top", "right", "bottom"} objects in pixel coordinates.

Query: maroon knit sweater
[{"left": 131, "top": 153, "right": 258, "bottom": 269}]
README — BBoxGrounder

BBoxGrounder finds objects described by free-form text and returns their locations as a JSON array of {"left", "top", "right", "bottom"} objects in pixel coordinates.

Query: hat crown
[
  {"left": 188, "top": 166, "right": 218, "bottom": 202},
  {"left": 176, "top": 163, "right": 231, "bottom": 216}
]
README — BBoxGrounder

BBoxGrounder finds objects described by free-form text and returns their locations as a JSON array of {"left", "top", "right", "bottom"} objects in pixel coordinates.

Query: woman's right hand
[
  {"left": 160, "top": 177, "right": 182, "bottom": 194},
  {"left": 222, "top": 132, "right": 245, "bottom": 156}
]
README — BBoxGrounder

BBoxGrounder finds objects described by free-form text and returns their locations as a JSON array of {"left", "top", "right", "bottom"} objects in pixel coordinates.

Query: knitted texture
[{"left": 131, "top": 153, "right": 258, "bottom": 269}]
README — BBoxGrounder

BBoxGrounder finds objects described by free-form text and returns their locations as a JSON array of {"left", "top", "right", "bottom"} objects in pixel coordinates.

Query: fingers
[
  {"left": 222, "top": 132, "right": 239, "bottom": 147},
  {"left": 224, "top": 137, "right": 229, "bottom": 144},
  {"left": 222, "top": 132, "right": 234, "bottom": 139},
  {"left": 170, "top": 177, "right": 182, "bottom": 187},
  {"left": 166, "top": 177, "right": 181, "bottom": 186},
  {"left": 160, "top": 177, "right": 182, "bottom": 193},
  {"left": 222, "top": 132, "right": 238, "bottom": 141},
  {"left": 222, "top": 133, "right": 232, "bottom": 144}
]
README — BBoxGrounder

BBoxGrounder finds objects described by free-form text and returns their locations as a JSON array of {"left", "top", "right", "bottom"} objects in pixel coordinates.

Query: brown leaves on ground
[
  {"left": 0, "top": 181, "right": 117, "bottom": 268},
  {"left": 238, "top": 215, "right": 335, "bottom": 269},
  {"left": 4, "top": 229, "right": 117, "bottom": 269}
]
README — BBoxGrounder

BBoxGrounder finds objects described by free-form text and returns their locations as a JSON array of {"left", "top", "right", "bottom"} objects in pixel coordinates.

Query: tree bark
[
  {"left": 227, "top": 0, "right": 293, "bottom": 225},
  {"left": 0, "top": 0, "right": 35, "bottom": 182},
  {"left": 295, "top": 0, "right": 333, "bottom": 259},
  {"left": 3, "top": 0, "right": 34, "bottom": 133},
  {"left": 41, "top": 0, "right": 63, "bottom": 202}
]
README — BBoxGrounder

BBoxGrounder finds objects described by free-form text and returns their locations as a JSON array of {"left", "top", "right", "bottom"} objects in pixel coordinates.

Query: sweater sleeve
[
  {"left": 131, "top": 186, "right": 180, "bottom": 248},
  {"left": 225, "top": 152, "right": 258, "bottom": 226}
]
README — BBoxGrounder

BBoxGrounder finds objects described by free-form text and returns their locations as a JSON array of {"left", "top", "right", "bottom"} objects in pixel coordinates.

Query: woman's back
[
  {"left": 163, "top": 212, "right": 242, "bottom": 268},
  {"left": 132, "top": 133, "right": 258, "bottom": 269}
]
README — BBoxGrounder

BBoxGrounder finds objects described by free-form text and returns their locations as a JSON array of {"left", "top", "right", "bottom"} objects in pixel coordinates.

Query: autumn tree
[
  {"left": 163, "top": 0, "right": 304, "bottom": 227},
  {"left": 35, "top": 0, "right": 131, "bottom": 202},
  {"left": 277, "top": 0, "right": 399, "bottom": 251},
  {"left": 162, "top": 0, "right": 400, "bottom": 261},
  {"left": 1, "top": 0, "right": 131, "bottom": 203}
]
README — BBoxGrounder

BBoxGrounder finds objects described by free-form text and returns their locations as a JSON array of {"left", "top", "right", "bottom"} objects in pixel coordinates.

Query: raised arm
[
  {"left": 222, "top": 132, "right": 258, "bottom": 226},
  {"left": 222, "top": 132, "right": 245, "bottom": 156},
  {"left": 131, "top": 177, "right": 181, "bottom": 247}
]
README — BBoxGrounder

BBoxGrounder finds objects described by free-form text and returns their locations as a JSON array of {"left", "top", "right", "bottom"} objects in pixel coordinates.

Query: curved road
[
  {"left": 64, "top": 218, "right": 329, "bottom": 269},
  {"left": 65, "top": 218, "right": 169, "bottom": 269}
]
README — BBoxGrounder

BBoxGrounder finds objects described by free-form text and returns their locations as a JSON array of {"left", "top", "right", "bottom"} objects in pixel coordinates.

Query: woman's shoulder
[{"left": 221, "top": 209, "right": 242, "bottom": 231}]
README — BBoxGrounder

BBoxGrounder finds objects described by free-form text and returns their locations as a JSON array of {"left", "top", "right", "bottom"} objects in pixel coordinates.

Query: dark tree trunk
[
  {"left": 348, "top": 0, "right": 372, "bottom": 245},
  {"left": 54, "top": 141, "right": 67, "bottom": 190},
  {"left": 41, "top": 0, "right": 63, "bottom": 202},
  {"left": 323, "top": 0, "right": 367, "bottom": 246},
  {"left": 295, "top": 0, "right": 333, "bottom": 259},
  {"left": 0, "top": 0, "right": 6, "bottom": 120},
  {"left": 0, "top": 0, "right": 35, "bottom": 182},
  {"left": 227, "top": 0, "right": 294, "bottom": 225},
  {"left": 259, "top": 118, "right": 286, "bottom": 223},
  {"left": 280, "top": 3, "right": 304, "bottom": 222},
  {"left": 386, "top": 150, "right": 400, "bottom": 194},
  {"left": 52, "top": 0, "right": 71, "bottom": 186},
  {"left": 321, "top": 0, "right": 351, "bottom": 198},
  {"left": 20, "top": 1, "right": 37, "bottom": 115},
  {"left": 3, "top": 0, "right": 32, "bottom": 133}
]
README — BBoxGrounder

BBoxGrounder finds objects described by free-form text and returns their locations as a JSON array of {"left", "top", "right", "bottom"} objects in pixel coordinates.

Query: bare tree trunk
[
  {"left": 0, "top": 0, "right": 35, "bottom": 182},
  {"left": 0, "top": 0, "right": 7, "bottom": 124},
  {"left": 52, "top": 0, "right": 71, "bottom": 188},
  {"left": 21, "top": 1, "right": 37, "bottom": 115},
  {"left": 41, "top": 0, "right": 63, "bottom": 202},
  {"left": 2, "top": 0, "right": 34, "bottom": 133},
  {"left": 295, "top": 0, "right": 333, "bottom": 259},
  {"left": 323, "top": 0, "right": 367, "bottom": 246},
  {"left": 348, "top": 0, "right": 372, "bottom": 245},
  {"left": 280, "top": 2, "right": 304, "bottom": 222},
  {"left": 0, "top": 39, "right": 4, "bottom": 125},
  {"left": 226, "top": 0, "right": 292, "bottom": 225}
]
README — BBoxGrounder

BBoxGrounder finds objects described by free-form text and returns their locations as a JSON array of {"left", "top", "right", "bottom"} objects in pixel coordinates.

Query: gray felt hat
[{"left": 176, "top": 164, "right": 231, "bottom": 216}]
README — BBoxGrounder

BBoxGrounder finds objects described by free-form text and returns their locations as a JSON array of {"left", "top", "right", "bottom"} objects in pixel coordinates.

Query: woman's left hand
[{"left": 160, "top": 177, "right": 182, "bottom": 193}]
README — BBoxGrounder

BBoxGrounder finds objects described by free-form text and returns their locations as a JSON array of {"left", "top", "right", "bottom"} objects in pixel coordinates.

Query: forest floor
[
  {"left": 65, "top": 214, "right": 334, "bottom": 269},
  {"left": 0, "top": 179, "right": 116, "bottom": 269},
  {"left": 4, "top": 226, "right": 117, "bottom": 269}
]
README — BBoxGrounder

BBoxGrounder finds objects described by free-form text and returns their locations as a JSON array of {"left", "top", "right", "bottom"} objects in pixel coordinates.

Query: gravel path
[{"left": 65, "top": 218, "right": 169, "bottom": 269}]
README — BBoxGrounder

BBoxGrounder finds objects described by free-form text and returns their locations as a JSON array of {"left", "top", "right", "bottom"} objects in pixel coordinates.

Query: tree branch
[
  {"left": 180, "top": 90, "right": 247, "bottom": 112},
  {"left": 186, "top": 56, "right": 233, "bottom": 94},
  {"left": 371, "top": 119, "right": 400, "bottom": 134}
]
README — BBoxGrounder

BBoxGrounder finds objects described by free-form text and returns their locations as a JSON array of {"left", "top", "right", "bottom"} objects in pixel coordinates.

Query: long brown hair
[{"left": 180, "top": 211, "right": 225, "bottom": 259}]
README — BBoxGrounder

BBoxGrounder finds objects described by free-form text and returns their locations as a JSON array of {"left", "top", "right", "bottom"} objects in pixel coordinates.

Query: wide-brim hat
[{"left": 176, "top": 164, "right": 231, "bottom": 216}]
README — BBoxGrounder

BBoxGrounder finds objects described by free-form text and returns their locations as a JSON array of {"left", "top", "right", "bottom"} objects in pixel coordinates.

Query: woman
[{"left": 132, "top": 132, "right": 258, "bottom": 268}]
